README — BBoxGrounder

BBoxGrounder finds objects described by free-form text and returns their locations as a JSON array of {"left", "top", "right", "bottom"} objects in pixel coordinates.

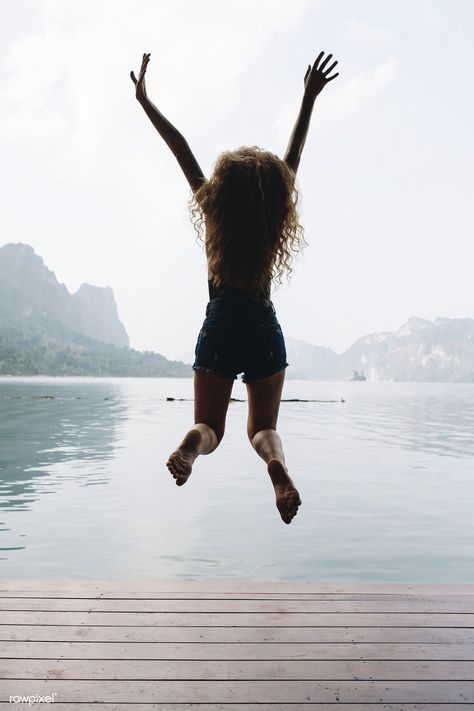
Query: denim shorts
[{"left": 192, "top": 296, "right": 288, "bottom": 383}]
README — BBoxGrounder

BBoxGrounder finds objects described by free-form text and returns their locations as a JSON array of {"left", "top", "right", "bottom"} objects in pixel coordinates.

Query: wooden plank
[
  {"left": 1, "top": 590, "right": 473, "bottom": 600},
  {"left": 0, "top": 590, "right": 443, "bottom": 598},
  {"left": 1, "top": 678, "right": 473, "bottom": 703},
  {"left": 1, "top": 657, "right": 473, "bottom": 681},
  {"left": 1, "top": 640, "right": 472, "bottom": 660},
  {"left": 1, "top": 580, "right": 474, "bottom": 594},
  {"left": 1, "top": 598, "right": 473, "bottom": 612},
  {"left": 1, "top": 610, "right": 473, "bottom": 626},
  {"left": 2, "top": 623, "right": 472, "bottom": 643},
  {"left": 1, "top": 582, "right": 472, "bottom": 706},
  {"left": 0, "top": 703, "right": 472, "bottom": 711}
]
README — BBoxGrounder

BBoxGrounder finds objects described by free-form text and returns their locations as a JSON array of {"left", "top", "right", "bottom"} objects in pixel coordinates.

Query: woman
[{"left": 131, "top": 51, "right": 338, "bottom": 524}]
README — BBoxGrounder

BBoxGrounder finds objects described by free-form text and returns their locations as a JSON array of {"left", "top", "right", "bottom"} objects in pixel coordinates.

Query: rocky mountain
[
  {"left": 2, "top": 243, "right": 472, "bottom": 381},
  {"left": 0, "top": 243, "right": 188, "bottom": 377},
  {"left": 286, "top": 317, "right": 474, "bottom": 382},
  {"left": 0, "top": 243, "right": 129, "bottom": 347},
  {"left": 337, "top": 317, "right": 474, "bottom": 382}
]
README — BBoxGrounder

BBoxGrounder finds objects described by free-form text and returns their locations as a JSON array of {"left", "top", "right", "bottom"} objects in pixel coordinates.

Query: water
[{"left": 0, "top": 376, "right": 473, "bottom": 582}]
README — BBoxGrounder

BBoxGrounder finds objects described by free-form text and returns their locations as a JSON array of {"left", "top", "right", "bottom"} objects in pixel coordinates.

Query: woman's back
[
  {"left": 207, "top": 277, "right": 271, "bottom": 303},
  {"left": 191, "top": 146, "right": 305, "bottom": 295}
]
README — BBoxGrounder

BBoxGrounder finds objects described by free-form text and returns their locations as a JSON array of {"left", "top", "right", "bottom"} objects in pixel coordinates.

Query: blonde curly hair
[{"left": 189, "top": 146, "right": 306, "bottom": 292}]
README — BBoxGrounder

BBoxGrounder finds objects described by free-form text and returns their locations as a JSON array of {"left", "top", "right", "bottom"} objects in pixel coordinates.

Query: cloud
[
  {"left": 0, "top": 0, "right": 316, "bottom": 352},
  {"left": 327, "top": 55, "right": 398, "bottom": 120},
  {"left": 420, "top": 0, "right": 444, "bottom": 23},
  {"left": 0, "top": 0, "right": 315, "bottom": 169},
  {"left": 340, "top": 17, "right": 395, "bottom": 47},
  {"left": 275, "top": 55, "right": 399, "bottom": 148}
]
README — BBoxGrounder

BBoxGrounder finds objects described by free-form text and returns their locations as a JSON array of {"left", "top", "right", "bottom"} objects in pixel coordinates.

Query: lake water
[{"left": 0, "top": 376, "right": 473, "bottom": 583}]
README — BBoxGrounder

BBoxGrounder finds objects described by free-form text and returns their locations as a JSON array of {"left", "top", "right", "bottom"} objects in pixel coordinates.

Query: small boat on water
[{"left": 351, "top": 369, "right": 367, "bottom": 381}]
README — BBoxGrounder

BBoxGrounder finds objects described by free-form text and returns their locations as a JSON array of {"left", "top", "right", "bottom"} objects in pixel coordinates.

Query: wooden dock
[{"left": 0, "top": 580, "right": 473, "bottom": 709}]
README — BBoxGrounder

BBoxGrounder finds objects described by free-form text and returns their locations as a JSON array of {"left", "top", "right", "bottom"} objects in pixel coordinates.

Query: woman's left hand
[
  {"left": 130, "top": 52, "right": 151, "bottom": 103},
  {"left": 303, "top": 51, "right": 339, "bottom": 100}
]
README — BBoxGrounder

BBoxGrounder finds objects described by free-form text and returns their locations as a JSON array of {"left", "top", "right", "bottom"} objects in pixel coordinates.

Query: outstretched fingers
[
  {"left": 139, "top": 53, "right": 150, "bottom": 77},
  {"left": 319, "top": 53, "right": 333, "bottom": 72},
  {"left": 310, "top": 52, "right": 340, "bottom": 86},
  {"left": 323, "top": 60, "right": 338, "bottom": 76},
  {"left": 309, "top": 51, "right": 339, "bottom": 85},
  {"left": 131, "top": 52, "right": 151, "bottom": 85},
  {"left": 312, "top": 51, "right": 324, "bottom": 71}
]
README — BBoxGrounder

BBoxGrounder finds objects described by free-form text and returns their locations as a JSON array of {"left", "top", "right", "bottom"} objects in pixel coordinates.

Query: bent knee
[
  {"left": 214, "top": 428, "right": 225, "bottom": 444},
  {"left": 196, "top": 421, "right": 225, "bottom": 445},
  {"left": 211, "top": 422, "right": 226, "bottom": 444},
  {"left": 248, "top": 427, "right": 276, "bottom": 446}
]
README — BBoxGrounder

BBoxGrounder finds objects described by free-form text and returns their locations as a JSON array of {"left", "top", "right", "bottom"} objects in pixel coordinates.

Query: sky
[{"left": 1, "top": 0, "right": 473, "bottom": 360}]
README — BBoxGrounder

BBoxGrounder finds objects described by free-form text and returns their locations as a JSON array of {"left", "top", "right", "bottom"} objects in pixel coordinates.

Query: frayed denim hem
[
  {"left": 241, "top": 362, "right": 289, "bottom": 384},
  {"left": 192, "top": 365, "right": 237, "bottom": 380},
  {"left": 192, "top": 365, "right": 215, "bottom": 374}
]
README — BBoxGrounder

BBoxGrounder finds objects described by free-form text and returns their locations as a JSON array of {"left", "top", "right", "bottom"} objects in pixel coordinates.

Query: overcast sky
[{"left": 1, "top": 0, "right": 473, "bottom": 359}]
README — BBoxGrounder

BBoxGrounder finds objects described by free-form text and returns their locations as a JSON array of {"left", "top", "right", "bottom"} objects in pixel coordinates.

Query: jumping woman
[{"left": 131, "top": 51, "right": 339, "bottom": 524}]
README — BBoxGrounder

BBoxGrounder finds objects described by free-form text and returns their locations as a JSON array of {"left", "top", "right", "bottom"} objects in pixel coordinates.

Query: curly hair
[{"left": 188, "top": 146, "right": 306, "bottom": 292}]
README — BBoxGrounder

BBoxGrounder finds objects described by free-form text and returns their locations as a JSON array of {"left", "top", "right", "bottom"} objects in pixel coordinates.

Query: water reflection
[
  {"left": 0, "top": 378, "right": 473, "bottom": 581},
  {"left": 347, "top": 387, "right": 474, "bottom": 458},
  {"left": 0, "top": 379, "right": 126, "bottom": 512}
]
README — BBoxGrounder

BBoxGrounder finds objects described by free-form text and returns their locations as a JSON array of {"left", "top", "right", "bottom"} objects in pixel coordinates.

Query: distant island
[
  {"left": 0, "top": 243, "right": 188, "bottom": 377},
  {"left": 350, "top": 370, "right": 367, "bottom": 382},
  {"left": 1, "top": 243, "right": 473, "bottom": 381}
]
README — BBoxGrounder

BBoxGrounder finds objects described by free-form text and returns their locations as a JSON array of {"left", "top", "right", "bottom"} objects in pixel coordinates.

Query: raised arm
[
  {"left": 284, "top": 51, "right": 339, "bottom": 175},
  {"left": 130, "top": 54, "right": 206, "bottom": 193}
]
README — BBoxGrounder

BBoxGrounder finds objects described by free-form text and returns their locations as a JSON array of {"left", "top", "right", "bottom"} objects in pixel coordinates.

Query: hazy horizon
[{"left": 2, "top": 0, "right": 473, "bottom": 360}]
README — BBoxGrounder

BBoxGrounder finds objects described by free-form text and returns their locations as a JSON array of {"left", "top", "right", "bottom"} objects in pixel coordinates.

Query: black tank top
[{"left": 208, "top": 279, "right": 271, "bottom": 303}]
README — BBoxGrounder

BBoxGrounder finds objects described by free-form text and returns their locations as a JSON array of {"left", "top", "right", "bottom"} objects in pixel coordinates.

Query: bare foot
[
  {"left": 166, "top": 429, "right": 202, "bottom": 486},
  {"left": 267, "top": 459, "right": 301, "bottom": 524}
]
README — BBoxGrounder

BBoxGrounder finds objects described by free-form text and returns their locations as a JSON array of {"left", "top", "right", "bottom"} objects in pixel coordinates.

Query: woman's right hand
[{"left": 130, "top": 53, "right": 151, "bottom": 103}]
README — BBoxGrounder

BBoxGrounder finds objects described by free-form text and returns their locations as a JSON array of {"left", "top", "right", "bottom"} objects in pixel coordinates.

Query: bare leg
[
  {"left": 166, "top": 423, "right": 217, "bottom": 486},
  {"left": 246, "top": 370, "right": 301, "bottom": 524},
  {"left": 166, "top": 371, "right": 234, "bottom": 486},
  {"left": 250, "top": 428, "right": 302, "bottom": 524}
]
